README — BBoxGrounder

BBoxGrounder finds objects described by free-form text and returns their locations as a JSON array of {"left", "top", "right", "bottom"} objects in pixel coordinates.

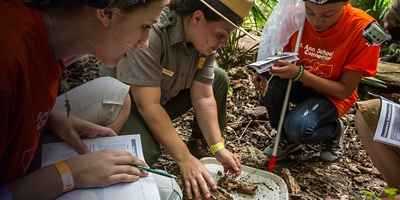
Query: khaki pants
[{"left": 54, "top": 76, "right": 129, "bottom": 125}]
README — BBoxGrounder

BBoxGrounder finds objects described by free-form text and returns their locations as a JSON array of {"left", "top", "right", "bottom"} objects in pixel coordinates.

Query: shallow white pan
[{"left": 200, "top": 157, "right": 289, "bottom": 200}]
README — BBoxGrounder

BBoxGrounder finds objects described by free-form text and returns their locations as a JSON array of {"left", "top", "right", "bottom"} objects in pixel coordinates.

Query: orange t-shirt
[
  {"left": 286, "top": 4, "right": 380, "bottom": 117},
  {"left": 0, "top": 2, "right": 65, "bottom": 183}
]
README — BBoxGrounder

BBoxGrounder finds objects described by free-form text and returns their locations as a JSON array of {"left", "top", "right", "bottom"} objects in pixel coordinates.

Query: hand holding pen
[
  {"left": 262, "top": 74, "right": 274, "bottom": 97},
  {"left": 254, "top": 72, "right": 273, "bottom": 97}
]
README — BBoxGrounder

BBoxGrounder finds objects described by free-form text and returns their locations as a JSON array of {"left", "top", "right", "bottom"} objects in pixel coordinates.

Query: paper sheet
[
  {"left": 244, "top": 52, "right": 299, "bottom": 74},
  {"left": 374, "top": 97, "right": 400, "bottom": 148},
  {"left": 42, "top": 135, "right": 160, "bottom": 200}
]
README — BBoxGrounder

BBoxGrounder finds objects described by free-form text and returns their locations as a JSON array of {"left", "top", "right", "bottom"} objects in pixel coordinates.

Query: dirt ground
[
  {"left": 152, "top": 67, "right": 398, "bottom": 200},
  {"left": 65, "top": 56, "right": 399, "bottom": 200}
]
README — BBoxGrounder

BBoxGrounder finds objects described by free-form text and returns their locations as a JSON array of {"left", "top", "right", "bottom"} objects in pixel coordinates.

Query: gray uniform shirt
[{"left": 117, "top": 8, "right": 215, "bottom": 105}]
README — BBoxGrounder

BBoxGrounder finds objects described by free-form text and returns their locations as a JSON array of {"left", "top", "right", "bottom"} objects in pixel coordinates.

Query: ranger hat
[{"left": 199, "top": 0, "right": 255, "bottom": 40}]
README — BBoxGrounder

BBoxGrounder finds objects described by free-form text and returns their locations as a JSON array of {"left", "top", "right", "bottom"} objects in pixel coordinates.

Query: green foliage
[
  {"left": 381, "top": 43, "right": 400, "bottom": 61},
  {"left": 227, "top": 86, "right": 233, "bottom": 95},
  {"left": 350, "top": 0, "right": 392, "bottom": 21},
  {"left": 95, "top": 60, "right": 101, "bottom": 67},
  {"left": 244, "top": 0, "right": 278, "bottom": 32},
  {"left": 360, "top": 77, "right": 387, "bottom": 88},
  {"left": 361, "top": 188, "right": 399, "bottom": 200},
  {"left": 384, "top": 188, "right": 399, "bottom": 199},
  {"left": 358, "top": 76, "right": 388, "bottom": 100},
  {"left": 221, "top": 132, "right": 228, "bottom": 137},
  {"left": 350, "top": 0, "right": 399, "bottom": 59},
  {"left": 216, "top": 29, "right": 259, "bottom": 69},
  {"left": 361, "top": 190, "right": 381, "bottom": 200},
  {"left": 228, "top": 113, "right": 237, "bottom": 121},
  {"left": 216, "top": 0, "right": 278, "bottom": 69}
]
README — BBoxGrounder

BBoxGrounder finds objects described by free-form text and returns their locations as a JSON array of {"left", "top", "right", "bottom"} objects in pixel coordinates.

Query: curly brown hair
[{"left": 384, "top": 0, "right": 400, "bottom": 41}]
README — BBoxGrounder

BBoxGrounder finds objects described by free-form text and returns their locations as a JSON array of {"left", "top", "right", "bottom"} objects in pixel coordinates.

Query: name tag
[
  {"left": 162, "top": 68, "right": 174, "bottom": 76},
  {"left": 197, "top": 57, "right": 205, "bottom": 69}
]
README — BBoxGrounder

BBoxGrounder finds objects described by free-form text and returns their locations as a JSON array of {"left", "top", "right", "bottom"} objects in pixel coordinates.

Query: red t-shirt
[
  {"left": 286, "top": 4, "right": 380, "bottom": 117},
  {"left": 0, "top": 2, "right": 65, "bottom": 183}
]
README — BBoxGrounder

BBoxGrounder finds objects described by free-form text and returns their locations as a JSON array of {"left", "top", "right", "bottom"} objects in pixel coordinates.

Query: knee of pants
[
  {"left": 213, "top": 67, "right": 229, "bottom": 89},
  {"left": 283, "top": 117, "right": 313, "bottom": 144},
  {"left": 98, "top": 104, "right": 122, "bottom": 125},
  {"left": 119, "top": 109, "right": 162, "bottom": 165},
  {"left": 120, "top": 130, "right": 161, "bottom": 166},
  {"left": 153, "top": 173, "right": 183, "bottom": 200},
  {"left": 212, "top": 67, "right": 229, "bottom": 107},
  {"left": 100, "top": 64, "right": 117, "bottom": 78},
  {"left": 144, "top": 148, "right": 162, "bottom": 166}
]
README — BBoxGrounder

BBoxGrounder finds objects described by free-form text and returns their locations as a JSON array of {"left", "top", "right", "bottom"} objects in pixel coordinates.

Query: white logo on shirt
[
  {"left": 36, "top": 109, "right": 51, "bottom": 130},
  {"left": 303, "top": 44, "right": 334, "bottom": 62}
]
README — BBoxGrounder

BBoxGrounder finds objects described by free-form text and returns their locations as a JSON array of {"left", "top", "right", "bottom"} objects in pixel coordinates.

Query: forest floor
[{"left": 66, "top": 56, "right": 399, "bottom": 200}]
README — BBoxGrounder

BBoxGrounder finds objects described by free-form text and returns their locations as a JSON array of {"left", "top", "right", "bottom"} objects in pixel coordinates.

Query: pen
[
  {"left": 261, "top": 73, "right": 274, "bottom": 97},
  {"left": 267, "top": 73, "right": 274, "bottom": 84},
  {"left": 135, "top": 165, "right": 178, "bottom": 179}
]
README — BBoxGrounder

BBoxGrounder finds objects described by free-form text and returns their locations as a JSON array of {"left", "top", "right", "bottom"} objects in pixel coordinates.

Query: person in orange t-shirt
[
  {"left": 0, "top": 1, "right": 169, "bottom": 200},
  {"left": 254, "top": 0, "right": 380, "bottom": 162}
]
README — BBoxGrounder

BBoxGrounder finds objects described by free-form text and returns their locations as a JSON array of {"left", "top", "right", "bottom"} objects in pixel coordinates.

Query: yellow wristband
[
  {"left": 53, "top": 161, "right": 74, "bottom": 193},
  {"left": 210, "top": 142, "right": 225, "bottom": 155}
]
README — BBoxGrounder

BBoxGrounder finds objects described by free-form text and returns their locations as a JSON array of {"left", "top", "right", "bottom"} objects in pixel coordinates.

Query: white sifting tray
[{"left": 200, "top": 157, "right": 289, "bottom": 200}]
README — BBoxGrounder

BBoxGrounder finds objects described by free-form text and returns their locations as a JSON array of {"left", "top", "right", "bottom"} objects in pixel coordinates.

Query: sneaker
[
  {"left": 320, "top": 119, "right": 344, "bottom": 162},
  {"left": 263, "top": 138, "right": 302, "bottom": 160}
]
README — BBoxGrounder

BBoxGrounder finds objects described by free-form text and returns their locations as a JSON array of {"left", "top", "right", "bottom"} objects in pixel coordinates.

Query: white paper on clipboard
[
  {"left": 200, "top": 157, "right": 289, "bottom": 200},
  {"left": 373, "top": 97, "right": 400, "bottom": 148}
]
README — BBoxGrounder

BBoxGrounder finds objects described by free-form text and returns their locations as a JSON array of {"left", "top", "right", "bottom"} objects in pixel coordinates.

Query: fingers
[
  {"left": 230, "top": 155, "right": 242, "bottom": 177},
  {"left": 271, "top": 60, "right": 299, "bottom": 79},
  {"left": 234, "top": 156, "right": 242, "bottom": 176},
  {"left": 114, "top": 153, "right": 147, "bottom": 167},
  {"left": 216, "top": 150, "right": 242, "bottom": 178},
  {"left": 112, "top": 165, "right": 148, "bottom": 177},
  {"left": 93, "top": 149, "right": 149, "bottom": 173},
  {"left": 188, "top": 179, "right": 202, "bottom": 200},
  {"left": 95, "top": 126, "right": 118, "bottom": 137},
  {"left": 226, "top": 165, "right": 241, "bottom": 177},
  {"left": 254, "top": 73, "right": 268, "bottom": 91},
  {"left": 184, "top": 179, "right": 193, "bottom": 199},
  {"left": 226, "top": 155, "right": 240, "bottom": 172},
  {"left": 179, "top": 157, "right": 217, "bottom": 200},
  {"left": 258, "top": 73, "right": 268, "bottom": 81},
  {"left": 68, "top": 132, "right": 91, "bottom": 154},
  {"left": 202, "top": 171, "right": 217, "bottom": 190},
  {"left": 185, "top": 174, "right": 213, "bottom": 200},
  {"left": 100, "top": 149, "right": 149, "bottom": 167},
  {"left": 106, "top": 173, "right": 141, "bottom": 186},
  {"left": 80, "top": 123, "right": 117, "bottom": 139}
]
